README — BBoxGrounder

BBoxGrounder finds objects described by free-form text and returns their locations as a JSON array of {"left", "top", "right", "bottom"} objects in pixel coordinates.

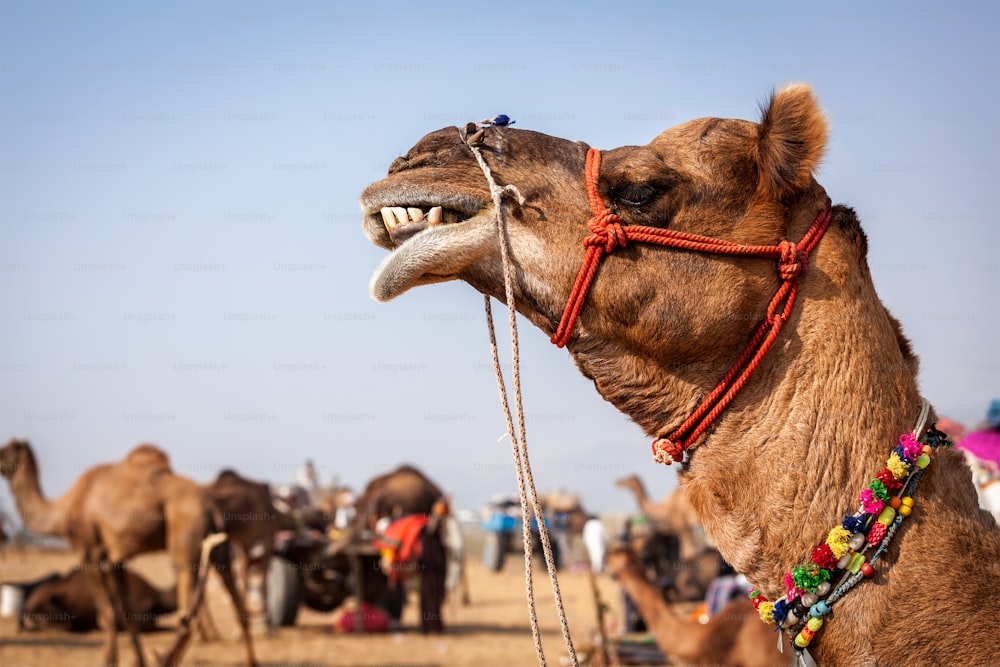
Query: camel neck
[
  {"left": 613, "top": 565, "right": 704, "bottom": 661},
  {"left": 9, "top": 456, "right": 65, "bottom": 536}
]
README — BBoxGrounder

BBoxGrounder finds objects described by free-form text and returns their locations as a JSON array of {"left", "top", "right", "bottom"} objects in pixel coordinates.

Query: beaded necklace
[{"left": 748, "top": 400, "right": 953, "bottom": 664}]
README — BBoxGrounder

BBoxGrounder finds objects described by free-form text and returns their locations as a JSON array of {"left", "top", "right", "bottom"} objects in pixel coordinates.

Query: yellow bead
[
  {"left": 806, "top": 617, "right": 823, "bottom": 632},
  {"left": 901, "top": 497, "right": 914, "bottom": 507},
  {"left": 922, "top": 445, "right": 932, "bottom": 455},
  {"left": 899, "top": 504, "right": 912, "bottom": 517}
]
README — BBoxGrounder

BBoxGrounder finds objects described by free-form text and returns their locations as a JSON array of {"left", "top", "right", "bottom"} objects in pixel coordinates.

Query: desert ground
[{"left": 0, "top": 541, "right": 665, "bottom": 667}]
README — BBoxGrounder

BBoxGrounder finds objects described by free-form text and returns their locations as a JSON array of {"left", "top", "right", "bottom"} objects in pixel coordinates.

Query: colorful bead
[
  {"left": 888, "top": 496, "right": 901, "bottom": 509},
  {"left": 816, "top": 581, "right": 832, "bottom": 596},
  {"left": 836, "top": 553, "right": 852, "bottom": 570},
  {"left": 847, "top": 553, "right": 866, "bottom": 574},
  {"left": 899, "top": 504, "right": 912, "bottom": 517},
  {"left": 901, "top": 497, "right": 914, "bottom": 507},
  {"left": 877, "top": 506, "right": 896, "bottom": 525},
  {"left": 916, "top": 453, "right": 930, "bottom": 469},
  {"left": 784, "top": 611, "right": 800, "bottom": 627},
  {"left": 801, "top": 592, "right": 819, "bottom": 606},
  {"left": 806, "top": 617, "right": 824, "bottom": 632},
  {"left": 922, "top": 445, "right": 932, "bottom": 455},
  {"left": 809, "top": 600, "right": 831, "bottom": 617},
  {"left": 849, "top": 532, "right": 866, "bottom": 551},
  {"left": 867, "top": 521, "right": 887, "bottom": 546},
  {"left": 860, "top": 562, "right": 875, "bottom": 577},
  {"left": 794, "top": 632, "right": 811, "bottom": 649}
]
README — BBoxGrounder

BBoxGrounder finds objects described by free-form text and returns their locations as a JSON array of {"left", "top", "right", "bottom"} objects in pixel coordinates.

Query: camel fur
[
  {"left": 606, "top": 544, "right": 787, "bottom": 666},
  {"left": 360, "top": 85, "right": 1000, "bottom": 665}
]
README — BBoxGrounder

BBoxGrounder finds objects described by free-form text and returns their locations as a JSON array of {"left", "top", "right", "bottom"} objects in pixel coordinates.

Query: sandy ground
[{"left": 0, "top": 544, "right": 655, "bottom": 667}]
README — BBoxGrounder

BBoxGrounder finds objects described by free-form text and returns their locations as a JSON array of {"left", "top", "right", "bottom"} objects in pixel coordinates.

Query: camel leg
[
  {"left": 89, "top": 565, "right": 120, "bottom": 667},
  {"left": 212, "top": 539, "right": 257, "bottom": 667},
  {"left": 107, "top": 563, "right": 146, "bottom": 667}
]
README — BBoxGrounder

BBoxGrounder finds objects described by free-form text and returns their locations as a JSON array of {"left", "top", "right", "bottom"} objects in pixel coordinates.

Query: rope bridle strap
[{"left": 553, "top": 148, "right": 833, "bottom": 465}]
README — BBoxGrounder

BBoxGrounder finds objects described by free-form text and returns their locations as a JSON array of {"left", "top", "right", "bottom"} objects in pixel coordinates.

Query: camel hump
[{"left": 125, "top": 444, "right": 172, "bottom": 471}]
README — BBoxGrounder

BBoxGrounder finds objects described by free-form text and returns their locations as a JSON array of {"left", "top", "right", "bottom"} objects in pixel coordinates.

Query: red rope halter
[{"left": 552, "top": 148, "right": 832, "bottom": 464}]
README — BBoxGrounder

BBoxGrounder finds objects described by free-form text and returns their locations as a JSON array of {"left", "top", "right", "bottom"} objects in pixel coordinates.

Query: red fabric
[
  {"left": 553, "top": 148, "right": 832, "bottom": 465},
  {"left": 374, "top": 514, "right": 430, "bottom": 574},
  {"left": 337, "top": 603, "right": 390, "bottom": 633}
]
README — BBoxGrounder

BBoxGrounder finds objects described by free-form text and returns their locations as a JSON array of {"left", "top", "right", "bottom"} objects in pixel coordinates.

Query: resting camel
[
  {"left": 606, "top": 544, "right": 786, "bottom": 667},
  {"left": 360, "top": 85, "right": 1000, "bottom": 664},
  {"left": 21, "top": 567, "right": 177, "bottom": 633},
  {"left": 0, "top": 439, "right": 256, "bottom": 667}
]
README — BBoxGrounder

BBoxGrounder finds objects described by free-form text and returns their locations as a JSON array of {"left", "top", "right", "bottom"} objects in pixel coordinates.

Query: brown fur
[
  {"left": 361, "top": 85, "right": 1000, "bottom": 665},
  {"left": 0, "top": 440, "right": 256, "bottom": 667},
  {"left": 606, "top": 545, "right": 787, "bottom": 667},
  {"left": 356, "top": 464, "right": 445, "bottom": 528},
  {"left": 21, "top": 567, "right": 177, "bottom": 633},
  {"left": 206, "top": 468, "right": 279, "bottom": 630}
]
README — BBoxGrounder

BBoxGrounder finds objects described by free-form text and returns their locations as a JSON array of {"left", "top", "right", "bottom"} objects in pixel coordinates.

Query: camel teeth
[
  {"left": 427, "top": 206, "right": 443, "bottom": 225},
  {"left": 443, "top": 210, "right": 458, "bottom": 224},
  {"left": 407, "top": 207, "right": 424, "bottom": 223},
  {"left": 380, "top": 207, "right": 397, "bottom": 230},
  {"left": 390, "top": 206, "right": 409, "bottom": 227}
]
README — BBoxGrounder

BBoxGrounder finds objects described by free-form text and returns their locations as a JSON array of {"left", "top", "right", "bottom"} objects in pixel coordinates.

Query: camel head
[
  {"left": 604, "top": 543, "right": 644, "bottom": 582},
  {"left": 0, "top": 439, "right": 35, "bottom": 480},
  {"left": 362, "top": 85, "right": 831, "bottom": 435}
]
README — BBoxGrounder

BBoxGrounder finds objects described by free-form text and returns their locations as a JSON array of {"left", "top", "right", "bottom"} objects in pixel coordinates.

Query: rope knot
[
  {"left": 777, "top": 241, "right": 806, "bottom": 281},
  {"left": 651, "top": 437, "right": 684, "bottom": 465},
  {"left": 584, "top": 211, "right": 627, "bottom": 253}
]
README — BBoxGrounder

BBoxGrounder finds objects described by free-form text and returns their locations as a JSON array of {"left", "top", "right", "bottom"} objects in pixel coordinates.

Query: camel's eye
[{"left": 613, "top": 183, "right": 658, "bottom": 208}]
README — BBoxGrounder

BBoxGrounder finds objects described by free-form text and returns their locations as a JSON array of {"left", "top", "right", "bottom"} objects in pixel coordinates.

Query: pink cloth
[{"left": 957, "top": 429, "right": 1000, "bottom": 468}]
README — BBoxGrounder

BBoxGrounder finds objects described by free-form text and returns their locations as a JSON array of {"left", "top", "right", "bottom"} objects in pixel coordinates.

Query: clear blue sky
[{"left": 1, "top": 1, "right": 997, "bottom": 520}]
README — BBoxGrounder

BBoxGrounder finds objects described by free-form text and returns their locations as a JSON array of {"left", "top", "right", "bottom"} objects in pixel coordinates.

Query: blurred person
[{"left": 955, "top": 399, "right": 1000, "bottom": 522}]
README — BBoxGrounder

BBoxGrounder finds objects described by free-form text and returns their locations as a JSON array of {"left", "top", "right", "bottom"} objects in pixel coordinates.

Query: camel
[
  {"left": 606, "top": 544, "right": 786, "bottom": 667},
  {"left": 617, "top": 475, "right": 724, "bottom": 603},
  {"left": 21, "top": 567, "right": 177, "bottom": 633},
  {"left": 355, "top": 464, "right": 445, "bottom": 528},
  {"left": 0, "top": 439, "right": 256, "bottom": 667},
  {"left": 616, "top": 475, "right": 707, "bottom": 559},
  {"left": 206, "top": 468, "right": 280, "bottom": 630},
  {"left": 360, "top": 84, "right": 1000, "bottom": 665}
]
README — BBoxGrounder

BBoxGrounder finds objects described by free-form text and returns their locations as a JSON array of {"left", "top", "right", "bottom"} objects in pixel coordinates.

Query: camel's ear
[{"left": 755, "top": 84, "right": 827, "bottom": 199}]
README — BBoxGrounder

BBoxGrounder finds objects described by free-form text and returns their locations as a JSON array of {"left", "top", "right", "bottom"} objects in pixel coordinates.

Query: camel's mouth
[
  {"left": 361, "top": 189, "right": 495, "bottom": 302},
  {"left": 372, "top": 205, "right": 472, "bottom": 244}
]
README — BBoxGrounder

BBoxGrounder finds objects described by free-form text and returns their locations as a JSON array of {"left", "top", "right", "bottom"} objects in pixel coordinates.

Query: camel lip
[{"left": 366, "top": 212, "right": 496, "bottom": 301}]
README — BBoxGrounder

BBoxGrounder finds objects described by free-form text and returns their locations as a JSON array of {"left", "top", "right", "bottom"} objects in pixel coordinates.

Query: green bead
[
  {"left": 848, "top": 552, "right": 866, "bottom": 574},
  {"left": 806, "top": 617, "right": 823, "bottom": 632},
  {"left": 877, "top": 506, "right": 896, "bottom": 525},
  {"left": 916, "top": 453, "right": 930, "bottom": 469},
  {"left": 794, "top": 633, "right": 811, "bottom": 648}
]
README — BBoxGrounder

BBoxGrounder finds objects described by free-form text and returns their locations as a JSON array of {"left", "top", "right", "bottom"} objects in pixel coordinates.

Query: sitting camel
[
  {"left": 0, "top": 439, "right": 256, "bottom": 667},
  {"left": 606, "top": 544, "right": 785, "bottom": 667},
  {"left": 360, "top": 85, "right": 1000, "bottom": 665},
  {"left": 21, "top": 567, "right": 177, "bottom": 633}
]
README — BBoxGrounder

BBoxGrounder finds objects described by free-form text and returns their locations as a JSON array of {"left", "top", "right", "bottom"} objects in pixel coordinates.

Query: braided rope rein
[{"left": 462, "top": 126, "right": 579, "bottom": 667}]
